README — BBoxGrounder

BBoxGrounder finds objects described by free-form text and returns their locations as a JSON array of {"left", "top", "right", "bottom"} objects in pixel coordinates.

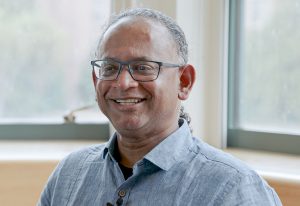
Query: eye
[
  {"left": 132, "top": 63, "right": 156, "bottom": 75},
  {"left": 101, "top": 64, "right": 119, "bottom": 76},
  {"left": 136, "top": 64, "right": 153, "bottom": 71},
  {"left": 103, "top": 64, "right": 117, "bottom": 71}
]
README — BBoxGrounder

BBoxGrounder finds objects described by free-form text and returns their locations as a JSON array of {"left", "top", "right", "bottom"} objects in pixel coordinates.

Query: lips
[{"left": 113, "top": 98, "right": 146, "bottom": 105}]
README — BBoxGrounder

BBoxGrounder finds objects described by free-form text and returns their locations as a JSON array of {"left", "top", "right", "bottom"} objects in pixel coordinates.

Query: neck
[
  {"left": 116, "top": 123, "right": 179, "bottom": 168},
  {"left": 116, "top": 134, "right": 161, "bottom": 168}
]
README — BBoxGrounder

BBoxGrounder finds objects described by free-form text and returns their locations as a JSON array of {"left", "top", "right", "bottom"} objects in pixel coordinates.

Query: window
[
  {"left": 0, "top": 0, "right": 111, "bottom": 139},
  {"left": 228, "top": 0, "right": 300, "bottom": 154}
]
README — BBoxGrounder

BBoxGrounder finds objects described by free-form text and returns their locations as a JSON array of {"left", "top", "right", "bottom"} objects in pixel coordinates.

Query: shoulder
[
  {"left": 57, "top": 143, "right": 107, "bottom": 173},
  {"left": 189, "top": 138, "right": 282, "bottom": 205},
  {"left": 45, "top": 143, "right": 107, "bottom": 181},
  {"left": 190, "top": 137, "right": 256, "bottom": 176},
  {"left": 38, "top": 143, "right": 107, "bottom": 205}
]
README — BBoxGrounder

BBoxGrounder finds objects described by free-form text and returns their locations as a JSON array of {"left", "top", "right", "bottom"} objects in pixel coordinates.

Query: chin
[{"left": 113, "top": 118, "right": 145, "bottom": 132}]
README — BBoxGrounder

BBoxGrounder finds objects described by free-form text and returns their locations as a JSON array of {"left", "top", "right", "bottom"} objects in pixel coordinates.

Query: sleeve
[
  {"left": 36, "top": 160, "right": 65, "bottom": 206},
  {"left": 217, "top": 172, "right": 282, "bottom": 206}
]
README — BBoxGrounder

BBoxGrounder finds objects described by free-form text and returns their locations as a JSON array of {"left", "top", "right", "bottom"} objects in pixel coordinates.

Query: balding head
[{"left": 96, "top": 8, "right": 188, "bottom": 64}]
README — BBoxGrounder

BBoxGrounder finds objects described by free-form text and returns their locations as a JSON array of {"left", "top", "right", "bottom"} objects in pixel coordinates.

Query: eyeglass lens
[{"left": 93, "top": 60, "right": 160, "bottom": 81}]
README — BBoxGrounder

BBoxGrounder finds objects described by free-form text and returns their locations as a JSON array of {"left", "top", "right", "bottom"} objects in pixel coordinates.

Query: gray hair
[
  {"left": 96, "top": 8, "right": 192, "bottom": 130},
  {"left": 96, "top": 8, "right": 188, "bottom": 64},
  {"left": 180, "top": 105, "right": 192, "bottom": 133}
]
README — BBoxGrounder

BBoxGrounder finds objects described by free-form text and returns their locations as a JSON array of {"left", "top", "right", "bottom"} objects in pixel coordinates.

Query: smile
[{"left": 113, "top": 98, "right": 145, "bottom": 105}]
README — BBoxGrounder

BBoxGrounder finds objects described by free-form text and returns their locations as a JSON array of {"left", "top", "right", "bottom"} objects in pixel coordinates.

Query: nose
[{"left": 114, "top": 65, "right": 138, "bottom": 89}]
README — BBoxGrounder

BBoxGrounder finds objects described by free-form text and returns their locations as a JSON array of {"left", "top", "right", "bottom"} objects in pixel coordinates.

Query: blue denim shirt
[{"left": 38, "top": 119, "right": 282, "bottom": 206}]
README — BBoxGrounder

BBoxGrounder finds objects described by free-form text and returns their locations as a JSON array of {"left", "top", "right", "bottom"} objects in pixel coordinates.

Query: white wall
[{"left": 176, "top": 0, "right": 229, "bottom": 148}]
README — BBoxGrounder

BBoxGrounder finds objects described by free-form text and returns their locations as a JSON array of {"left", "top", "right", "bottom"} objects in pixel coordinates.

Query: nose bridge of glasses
[
  {"left": 117, "top": 62, "right": 135, "bottom": 80},
  {"left": 119, "top": 62, "right": 132, "bottom": 72}
]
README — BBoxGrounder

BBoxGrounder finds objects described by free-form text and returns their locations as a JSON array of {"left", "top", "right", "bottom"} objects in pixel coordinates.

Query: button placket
[{"left": 118, "top": 189, "right": 126, "bottom": 197}]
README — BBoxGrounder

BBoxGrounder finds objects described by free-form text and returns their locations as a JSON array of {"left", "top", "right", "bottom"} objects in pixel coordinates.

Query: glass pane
[
  {"left": 0, "top": 0, "right": 110, "bottom": 123},
  {"left": 238, "top": 0, "right": 300, "bottom": 134}
]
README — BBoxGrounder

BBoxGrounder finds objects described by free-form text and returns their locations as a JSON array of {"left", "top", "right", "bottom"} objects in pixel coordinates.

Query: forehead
[
  {"left": 99, "top": 17, "right": 176, "bottom": 61},
  {"left": 108, "top": 17, "right": 156, "bottom": 38}
]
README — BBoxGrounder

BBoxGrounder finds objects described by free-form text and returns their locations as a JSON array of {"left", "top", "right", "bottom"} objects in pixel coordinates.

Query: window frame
[
  {"left": 0, "top": 123, "right": 110, "bottom": 140},
  {"left": 0, "top": 123, "right": 109, "bottom": 140},
  {"left": 227, "top": 0, "right": 300, "bottom": 155}
]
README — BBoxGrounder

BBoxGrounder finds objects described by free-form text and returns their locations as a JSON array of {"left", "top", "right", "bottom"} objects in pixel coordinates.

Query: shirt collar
[
  {"left": 144, "top": 119, "right": 194, "bottom": 171},
  {"left": 103, "top": 133, "right": 118, "bottom": 160},
  {"left": 103, "top": 119, "right": 194, "bottom": 171}
]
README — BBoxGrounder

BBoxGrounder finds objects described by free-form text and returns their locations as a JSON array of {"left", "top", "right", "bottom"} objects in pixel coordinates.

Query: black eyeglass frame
[{"left": 91, "top": 59, "right": 183, "bottom": 82}]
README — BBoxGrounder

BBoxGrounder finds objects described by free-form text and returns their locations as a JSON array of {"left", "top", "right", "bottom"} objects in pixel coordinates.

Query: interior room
[{"left": 1, "top": 0, "right": 299, "bottom": 205}]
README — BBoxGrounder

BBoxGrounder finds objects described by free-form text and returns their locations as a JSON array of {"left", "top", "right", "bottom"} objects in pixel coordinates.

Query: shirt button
[{"left": 118, "top": 190, "right": 126, "bottom": 197}]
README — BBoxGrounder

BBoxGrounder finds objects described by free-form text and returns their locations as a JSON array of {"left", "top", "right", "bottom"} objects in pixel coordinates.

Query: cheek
[
  {"left": 96, "top": 81, "right": 108, "bottom": 96},
  {"left": 95, "top": 82, "right": 109, "bottom": 107},
  {"left": 150, "top": 74, "right": 180, "bottom": 104},
  {"left": 161, "top": 72, "right": 180, "bottom": 94}
]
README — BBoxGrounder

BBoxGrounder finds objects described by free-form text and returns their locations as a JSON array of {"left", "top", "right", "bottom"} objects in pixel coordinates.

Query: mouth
[{"left": 113, "top": 98, "right": 146, "bottom": 105}]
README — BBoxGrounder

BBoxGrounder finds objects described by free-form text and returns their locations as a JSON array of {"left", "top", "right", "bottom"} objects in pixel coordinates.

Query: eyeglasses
[{"left": 91, "top": 59, "right": 182, "bottom": 82}]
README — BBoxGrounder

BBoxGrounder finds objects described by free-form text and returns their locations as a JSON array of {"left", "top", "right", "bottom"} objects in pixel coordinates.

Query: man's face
[{"left": 94, "top": 17, "right": 183, "bottom": 137}]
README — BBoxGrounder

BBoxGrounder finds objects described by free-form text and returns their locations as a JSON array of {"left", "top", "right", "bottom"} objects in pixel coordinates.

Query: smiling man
[{"left": 38, "top": 8, "right": 282, "bottom": 206}]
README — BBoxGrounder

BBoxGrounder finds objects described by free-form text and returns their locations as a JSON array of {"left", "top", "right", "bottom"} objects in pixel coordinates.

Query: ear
[
  {"left": 92, "top": 70, "right": 97, "bottom": 88},
  {"left": 178, "top": 64, "right": 196, "bottom": 100}
]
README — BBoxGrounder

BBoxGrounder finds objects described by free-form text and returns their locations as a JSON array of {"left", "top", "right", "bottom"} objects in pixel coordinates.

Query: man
[{"left": 38, "top": 8, "right": 282, "bottom": 206}]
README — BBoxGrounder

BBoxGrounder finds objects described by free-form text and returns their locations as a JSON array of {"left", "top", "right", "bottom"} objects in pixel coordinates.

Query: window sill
[
  {"left": 224, "top": 148, "right": 300, "bottom": 182},
  {"left": 0, "top": 140, "right": 105, "bottom": 161}
]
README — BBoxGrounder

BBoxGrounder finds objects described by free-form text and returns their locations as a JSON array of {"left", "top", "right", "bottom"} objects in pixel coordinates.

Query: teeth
[{"left": 115, "top": 99, "right": 142, "bottom": 104}]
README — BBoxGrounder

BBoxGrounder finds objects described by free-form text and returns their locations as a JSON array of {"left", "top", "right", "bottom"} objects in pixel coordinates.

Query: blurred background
[{"left": 0, "top": 0, "right": 299, "bottom": 205}]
